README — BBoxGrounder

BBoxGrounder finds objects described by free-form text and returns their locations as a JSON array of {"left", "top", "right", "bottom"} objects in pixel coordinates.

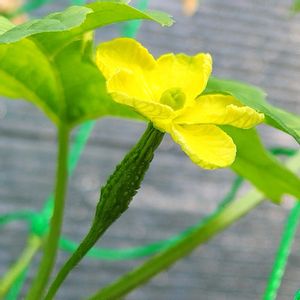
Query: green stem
[
  {"left": 44, "top": 123, "right": 164, "bottom": 300},
  {"left": 0, "top": 235, "right": 41, "bottom": 298},
  {"left": 263, "top": 151, "right": 300, "bottom": 300},
  {"left": 5, "top": 269, "right": 28, "bottom": 300},
  {"left": 88, "top": 189, "right": 264, "bottom": 300},
  {"left": 25, "top": 125, "right": 70, "bottom": 300},
  {"left": 263, "top": 202, "right": 300, "bottom": 300}
]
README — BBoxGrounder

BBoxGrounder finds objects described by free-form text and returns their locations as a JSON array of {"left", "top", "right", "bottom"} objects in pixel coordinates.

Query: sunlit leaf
[
  {"left": 0, "top": 1, "right": 172, "bottom": 126},
  {"left": 0, "top": 39, "right": 61, "bottom": 123},
  {"left": 37, "top": 1, "right": 173, "bottom": 55},
  {"left": 0, "top": 6, "right": 92, "bottom": 41},
  {"left": 0, "top": 17, "right": 14, "bottom": 34},
  {"left": 54, "top": 39, "right": 139, "bottom": 127},
  {"left": 0, "top": 37, "right": 141, "bottom": 126},
  {"left": 0, "top": 1, "right": 173, "bottom": 55}
]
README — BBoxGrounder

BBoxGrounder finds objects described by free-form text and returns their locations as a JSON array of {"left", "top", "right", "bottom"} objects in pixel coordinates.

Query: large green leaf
[
  {"left": 0, "top": 1, "right": 173, "bottom": 55},
  {"left": 0, "top": 39, "right": 61, "bottom": 123},
  {"left": 54, "top": 39, "right": 139, "bottom": 127},
  {"left": 0, "top": 17, "right": 14, "bottom": 34},
  {"left": 224, "top": 126, "right": 300, "bottom": 202},
  {"left": 0, "top": 36, "right": 140, "bottom": 126},
  {"left": 0, "top": 1, "right": 172, "bottom": 126},
  {"left": 37, "top": 1, "right": 173, "bottom": 55},
  {"left": 204, "top": 77, "right": 300, "bottom": 144},
  {"left": 0, "top": 6, "right": 92, "bottom": 42}
]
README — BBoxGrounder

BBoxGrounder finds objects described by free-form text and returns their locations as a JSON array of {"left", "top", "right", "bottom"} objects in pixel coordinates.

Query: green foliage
[
  {"left": 204, "top": 77, "right": 300, "bottom": 144},
  {"left": 0, "top": 39, "right": 61, "bottom": 123},
  {"left": 0, "top": 6, "right": 92, "bottom": 43},
  {"left": 224, "top": 127, "right": 300, "bottom": 202},
  {"left": 54, "top": 39, "right": 139, "bottom": 127},
  {"left": 291, "top": 0, "right": 300, "bottom": 13},
  {"left": 0, "top": 2, "right": 173, "bottom": 55},
  {"left": 0, "top": 1, "right": 172, "bottom": 127},
  {"left": 0, "top": 17, "right": 14, "bottom": 34}
]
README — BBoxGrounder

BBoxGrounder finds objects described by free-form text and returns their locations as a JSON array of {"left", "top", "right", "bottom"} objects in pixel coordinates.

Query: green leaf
[
  {"left": 0, "top": 39, "right": 61, "bottom": 123},
  {"left": 54, "top": 39, "right": 139, "bottom": 127},
  {"left": 0, "top": 37, "right": 140, "bottom": 126},
  {"left": 0, "top": 1, "right": 173, "bottom": 55},
  {"left": 0, "top": 1, "right": 171, "bottom": 126},
  {"left": 291, "top": 0, "right": 300, "bottom": 13},
  {"left": 0, "top": 17, "right": 14, "bottom": 35},
  {"left": 36, "top": 2, "right": 173, "bottom": 55},
  {"left": 0, "top": 6, "right": 92, "bottom": 42},
  {"left": 224, "top": 126, "right": 300, "bottom": 202},
  {"left": 204, "top": 77, "right": 300, "bottom": 144}
]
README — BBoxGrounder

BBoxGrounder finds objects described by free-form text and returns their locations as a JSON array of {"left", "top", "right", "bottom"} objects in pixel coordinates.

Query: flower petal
[
  {"left": 175, "top": 94, "right": 264, "bottom": 128},
  {"left": 107, "top": 69, "right": 152, "bottom": 101},
  {"left": 108, "top": 70, "right": 174, "bottom": 121},
  {"left": 96, "top": 37, "right": 156, "bottom": 79},
  {"left": 170, "top": 124, "right": 236, "bottom": 169},
  {"left": 150, "top": 53, "right": 212, "bottom": 105}
]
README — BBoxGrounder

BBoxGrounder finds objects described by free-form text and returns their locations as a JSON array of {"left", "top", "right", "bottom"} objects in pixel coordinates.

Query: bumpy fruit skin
[
  {"left": 95, "top": 123, "right": 164, "bottom": 229},
  {"left": 76, "top": 123, "right": 163, "bottom": 257}
]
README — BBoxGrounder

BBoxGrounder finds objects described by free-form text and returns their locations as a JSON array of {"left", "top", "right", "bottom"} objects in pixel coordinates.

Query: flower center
[{"left": 160, "top": 88, "right": 186, "bottom": 110}]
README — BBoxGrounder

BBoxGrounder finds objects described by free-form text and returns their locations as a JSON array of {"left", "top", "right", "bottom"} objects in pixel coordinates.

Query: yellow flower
[{"left": 96, "top": 38, "right": 264, "bottom": 169}]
